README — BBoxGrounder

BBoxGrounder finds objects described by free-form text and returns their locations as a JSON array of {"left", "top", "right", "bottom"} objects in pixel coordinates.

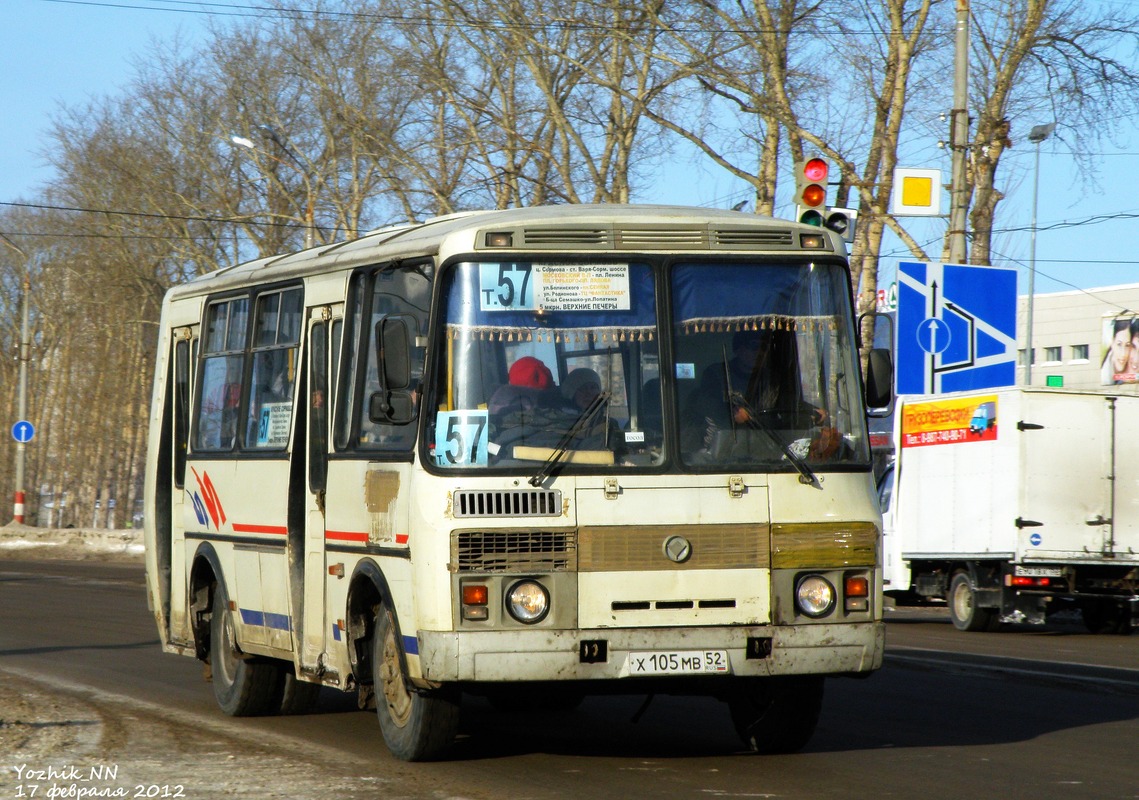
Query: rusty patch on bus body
[{"left": 365, "top": 470, "right": 400, "bottom": 514}]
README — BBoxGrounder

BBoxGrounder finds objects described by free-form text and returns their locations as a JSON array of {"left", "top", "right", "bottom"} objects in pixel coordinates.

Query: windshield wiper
[
  {"left": 528, "top": 391, "right": 611, "bottom": 487},
  {"left": 727, "top": 389, "right": 821, "bottom": 490}
]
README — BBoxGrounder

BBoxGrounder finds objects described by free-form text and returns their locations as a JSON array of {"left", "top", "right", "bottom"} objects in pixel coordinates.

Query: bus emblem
[{"left": 663, "top": 535, "right": 692, "bottom": 564}]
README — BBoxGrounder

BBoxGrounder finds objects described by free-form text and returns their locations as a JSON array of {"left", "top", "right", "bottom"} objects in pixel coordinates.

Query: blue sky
[{"left": 4, "top": 0, "right": 1139, "bottom": 299}]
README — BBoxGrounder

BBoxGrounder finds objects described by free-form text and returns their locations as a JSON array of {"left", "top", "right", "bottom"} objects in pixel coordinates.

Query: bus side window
[
  {"left": 173, "top": 339, "right": 190, "bottom": 487},
  {"left": 194, "top": 297, "right": 248, "bottom": 452},
  {"left": 309, "top": 321, "right": 329, "bottom": 493}
]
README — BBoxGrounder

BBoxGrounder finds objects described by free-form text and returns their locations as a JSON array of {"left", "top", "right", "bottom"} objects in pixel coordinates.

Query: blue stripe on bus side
[{"left": 239, "top": 608, "right": 292, "bottom": 632}]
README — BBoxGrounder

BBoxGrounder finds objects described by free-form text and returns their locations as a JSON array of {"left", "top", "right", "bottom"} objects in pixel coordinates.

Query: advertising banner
[
  {"left": 1102, "top": 315, "right": 1139, "bottom": 385},
  {"left": 900, "top": 394, "right": 998, "bottom": 448}
]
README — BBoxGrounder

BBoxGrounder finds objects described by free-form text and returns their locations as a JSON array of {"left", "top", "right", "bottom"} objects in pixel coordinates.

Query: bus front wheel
[
  {"left": 209, "top": 580, "right": 283, "bottom": 716},
  {"left": 372, "top": 605, "right": 460, "bottom": 761},
  {"left": 728, "top": 676, "right": 824, "bottom": 754}
]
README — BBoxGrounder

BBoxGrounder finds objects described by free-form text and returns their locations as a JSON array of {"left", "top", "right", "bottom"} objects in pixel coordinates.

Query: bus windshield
[
  {"left": 428, "top": 261, "right": 661, "bottom": 470},
  {"left": 671, "top": 261, "right": 869, "bottom": 469},
  {"left": 426, "top": 258, "right": 868, "bottom": 472}
]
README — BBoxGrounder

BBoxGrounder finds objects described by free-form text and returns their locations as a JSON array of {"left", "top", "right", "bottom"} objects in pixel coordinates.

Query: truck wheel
[
  {"left": 373, "top": 605, "right": 460, "bottom": 761},
  {"left": 948, "top": 572, "right": 997, "bottom": 632},
  {"left": 209, "top": 580, "right": 284, "bottom": 716},
  {"left": 728, "top": 676, "right": 824, "bottom": 754},
  {"left": 1081, "top": 600, "right": 1133, "bottom": 635}
]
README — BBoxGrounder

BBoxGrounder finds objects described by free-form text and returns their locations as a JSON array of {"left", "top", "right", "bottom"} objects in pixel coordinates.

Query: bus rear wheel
[
  {"left": 209, "top": 580, "right": 283, "bottom": 716},
  {"left": 728, "top": 676, "right": 824, "bottom": 754},
  {"left": 372, "top": 605, "right": 460, "bottom": 761}
]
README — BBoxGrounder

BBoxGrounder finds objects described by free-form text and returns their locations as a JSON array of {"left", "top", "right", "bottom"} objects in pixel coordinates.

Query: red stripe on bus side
[
  {"left": 326, "top": 530, "right": 369, "bottom": 543},
  {"left": 231, "top": 523, "right": 289, "bottom": 535}
]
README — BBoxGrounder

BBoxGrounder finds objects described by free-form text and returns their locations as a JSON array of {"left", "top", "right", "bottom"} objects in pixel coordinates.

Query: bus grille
[
  {"left": 453, "top": 489, "right": 562, "bottom": 518},
  {"left": 714, "top": 228, "right": 794, "bottom": 247},
  {"left": 514, "top": 225, "right": 800, "bottom": 250},
  {"left": 452, "top": 530, "right": 577, "bottom": 573},
  {"left": 522, "top": 228, "right": 610, "bottom": 247}
]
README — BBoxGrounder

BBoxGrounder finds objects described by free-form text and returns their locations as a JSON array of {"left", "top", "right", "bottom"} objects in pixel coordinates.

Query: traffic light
[
  {"left": 793, "top": 157, "right": 829, "bottom": 226},
  {"left": 824, "top": 207, "right": 857, "bottom": 243}
]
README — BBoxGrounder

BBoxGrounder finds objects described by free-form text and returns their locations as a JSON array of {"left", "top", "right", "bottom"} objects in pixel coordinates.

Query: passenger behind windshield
[{"left": 489, "top": 357, "right": 620, "bottom": 461}]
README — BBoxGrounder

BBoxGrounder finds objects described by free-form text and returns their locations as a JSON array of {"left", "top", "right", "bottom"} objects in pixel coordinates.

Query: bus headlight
[
  {"left": 506, "top": 580, "right": 550, "bottom": 624},
  {"left": 795, "top": 575, "right": 836, "bottom": 618}
]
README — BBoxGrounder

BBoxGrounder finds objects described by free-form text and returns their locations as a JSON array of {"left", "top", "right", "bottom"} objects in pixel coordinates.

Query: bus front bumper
[{"left": 415, "top": 621, "right": 884, "bottom": 683}]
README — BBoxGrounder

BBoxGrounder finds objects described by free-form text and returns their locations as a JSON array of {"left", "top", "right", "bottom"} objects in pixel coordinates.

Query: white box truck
[{"left": 879, "top": 388, "right": 1139, "bottom": 633}]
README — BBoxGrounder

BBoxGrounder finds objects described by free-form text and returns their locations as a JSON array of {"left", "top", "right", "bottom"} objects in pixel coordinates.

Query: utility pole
[
  {"left": 2, "top": 233, "right": 31, "bottom": 525},
  {"left": 948, "top": 0, "right": 970, "bottom": 264}
]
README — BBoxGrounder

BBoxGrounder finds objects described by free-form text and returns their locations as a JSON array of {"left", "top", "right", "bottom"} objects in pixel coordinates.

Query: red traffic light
[
  {"left": 793, "top": 157, "right": 829, "bottom": 214},
  {"left": 803, "top": 157, "right": 828, "bottom": 184}
]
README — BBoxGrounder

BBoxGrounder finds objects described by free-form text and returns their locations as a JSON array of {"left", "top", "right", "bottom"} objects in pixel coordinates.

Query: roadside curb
[{"left": 887, "top": 647, "right": 1139, "bottom": 695}]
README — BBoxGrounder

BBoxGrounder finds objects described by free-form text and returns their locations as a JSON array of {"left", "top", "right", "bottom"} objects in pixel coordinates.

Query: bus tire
[
  {"left": 728, "top": 676, "right": 824, "bottom": 754},
  {"left": 279, "top": 671, "right": 322, "bottom": 715},
  {"left": 209, "top": 581, "right": 283, "bottom": 716},
  {"left": 948, "top": 572, "right": 997, "bottom": 632},
  {"left": 373, "top": 605, "right": 460, "bottom": 761}
]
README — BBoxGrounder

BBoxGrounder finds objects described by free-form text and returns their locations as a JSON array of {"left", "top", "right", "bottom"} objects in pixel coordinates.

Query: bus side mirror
[
  {"left": 858, "top": 310, "right": 895, "bottom": 417},
  {"left": 864, "top": 348, "right": 893, "bottom": 412},
  {"left": 369, "top": 316, "right": 415, "bottom": 424}
]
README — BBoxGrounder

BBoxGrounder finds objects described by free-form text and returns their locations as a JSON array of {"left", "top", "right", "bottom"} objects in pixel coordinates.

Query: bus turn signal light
[
  {"left": 462, "top": 584, "right": 490, "bottom": 620},
  {"left": 463, "top": 584, "right": 489, "bottom": 605},
  {"left": 844, "top": 575, "right": 870, "bottom": 613}
]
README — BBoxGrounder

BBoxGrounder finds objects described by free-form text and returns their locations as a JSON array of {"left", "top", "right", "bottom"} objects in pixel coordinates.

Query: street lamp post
[
  {"left": 1024, "top": 122, "right": 1055, "bottom": 387},
  {"left": 231, "top": 126, "right": 316, "bottom": 248}
]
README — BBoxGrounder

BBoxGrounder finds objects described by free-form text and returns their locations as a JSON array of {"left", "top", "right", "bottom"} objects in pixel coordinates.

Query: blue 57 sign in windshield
[
  {"left": 479, "top": 263, "right": 630, "bottom": 312},
  {"left": 895, "top": 260, "right": 1017, "bottom": 395}
]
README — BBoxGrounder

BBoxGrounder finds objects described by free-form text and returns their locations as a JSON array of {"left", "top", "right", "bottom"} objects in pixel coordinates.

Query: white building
[{"left": 1019, "top": 282, "right": 1139, "bottom": 391}]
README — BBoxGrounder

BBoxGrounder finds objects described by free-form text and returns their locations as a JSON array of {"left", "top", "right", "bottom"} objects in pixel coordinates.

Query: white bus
[{"left": 143, "top": 204, "right": 891, "bottom": 760}]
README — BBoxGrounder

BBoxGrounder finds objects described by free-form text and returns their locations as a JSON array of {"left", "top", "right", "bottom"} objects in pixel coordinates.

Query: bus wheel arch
[
  {"left": 345, "top": 560, "right": 390, "bottom": 690},
  {"left": 188, "top": 543, "right": 223, "bottom": 662}
]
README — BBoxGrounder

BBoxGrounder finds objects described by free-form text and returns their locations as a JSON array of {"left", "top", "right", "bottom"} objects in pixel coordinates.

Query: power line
[
  {"left": 0, "top": 199, "right": 312, "bottom": 231},
  {"left": 39, "top": 0, "right": 895, "bottom": 35}
]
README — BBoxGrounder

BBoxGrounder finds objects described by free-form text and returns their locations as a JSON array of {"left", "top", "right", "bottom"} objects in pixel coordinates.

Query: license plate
[
  {"left": 626, "top": 650, "right": 730, "bottom": 675},
  {"left": 1016, "top": 566, "right": 1063, "bottom": 577}
]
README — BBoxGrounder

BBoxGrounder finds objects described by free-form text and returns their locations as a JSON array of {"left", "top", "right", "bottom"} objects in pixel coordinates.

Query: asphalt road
[{"left": 2, "top": 558, "right": 1138, "bottom": 799}]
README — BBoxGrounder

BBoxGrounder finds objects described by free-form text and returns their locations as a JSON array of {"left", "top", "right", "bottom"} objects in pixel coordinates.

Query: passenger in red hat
[{"left": 507, "top": 356, "right": 554, "bottom": 390}]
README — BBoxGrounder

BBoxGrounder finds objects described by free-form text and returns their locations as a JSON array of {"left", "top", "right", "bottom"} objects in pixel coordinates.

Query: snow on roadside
[{"left": 0, "top": 524, "right": 143, "bottom": 561}]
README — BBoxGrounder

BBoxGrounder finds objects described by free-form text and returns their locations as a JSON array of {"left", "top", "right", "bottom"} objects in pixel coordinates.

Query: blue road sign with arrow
[
  {"left": 896, "top": 261, "right": 1017, "bottom": 395},
  {"left": 11, "top": 420, "right": 36, "bottom": 443}
]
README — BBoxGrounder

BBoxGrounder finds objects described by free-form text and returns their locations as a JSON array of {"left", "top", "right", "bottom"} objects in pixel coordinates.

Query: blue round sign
[
  {"left": 11, "top": 420, "right": 35, "bottom": 443},
  {"left": 1029, "top": 532, "right": 1043, "bottom": 547}
]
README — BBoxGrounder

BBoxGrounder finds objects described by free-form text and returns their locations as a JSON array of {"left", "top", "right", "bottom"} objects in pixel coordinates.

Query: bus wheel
[
  {"left": 372, "top": 605, "right": 460, "bottom": 761},
  {"left": 279, "top": 671, "right": 321, "bottom": 715},
  {"left": 948, "top": 572, "right": 997, "bottom": 632},
  {"left": 728, "top": 676, "right": 824, "bottom": 754},
  {"left": 209, "top": 581, "right": 283, "bottom": 716}
]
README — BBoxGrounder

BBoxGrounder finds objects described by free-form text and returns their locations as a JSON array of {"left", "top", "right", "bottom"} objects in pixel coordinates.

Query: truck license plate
[
  {"left": 626, "top": 650, "right": 729, "bottom": 675},
  {"left": 1015, "top": 566, "right": 1063, "bottom": 577}
]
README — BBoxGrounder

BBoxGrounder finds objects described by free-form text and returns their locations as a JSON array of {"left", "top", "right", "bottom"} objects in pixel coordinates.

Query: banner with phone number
[{"left": 900, "top": 395, "right": 998, "bottom": 448}]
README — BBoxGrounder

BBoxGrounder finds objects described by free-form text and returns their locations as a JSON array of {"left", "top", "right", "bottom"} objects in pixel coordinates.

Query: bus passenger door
[
  {"left": 298, "top": 307, "right": 336, "bottom": 672},
  {"left": 168, "top": 327, "right": 196, "bottom": 644}
]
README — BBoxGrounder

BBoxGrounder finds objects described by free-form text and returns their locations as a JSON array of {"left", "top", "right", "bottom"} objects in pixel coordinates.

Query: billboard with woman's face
[{"left": 1102, "top": 316, "right": 1139, "bottom": 385}]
